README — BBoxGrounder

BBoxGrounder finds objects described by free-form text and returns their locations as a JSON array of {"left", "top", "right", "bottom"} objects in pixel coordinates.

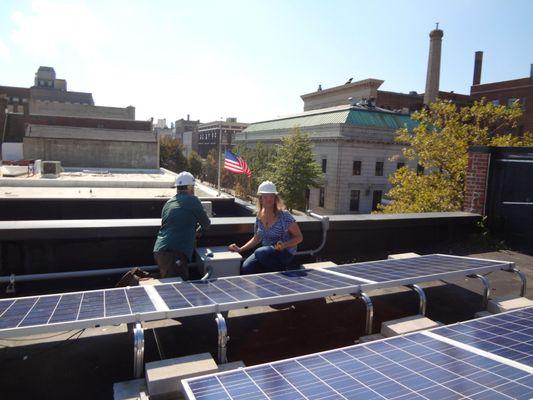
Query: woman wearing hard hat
[{"left": 228, "top": 181, "right": 303, "bottom": 274}]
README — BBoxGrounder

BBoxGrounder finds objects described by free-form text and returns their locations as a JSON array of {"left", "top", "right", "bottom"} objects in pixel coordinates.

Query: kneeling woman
[{"left": 228, "top": 181, "right": 303, "bottom": 274}]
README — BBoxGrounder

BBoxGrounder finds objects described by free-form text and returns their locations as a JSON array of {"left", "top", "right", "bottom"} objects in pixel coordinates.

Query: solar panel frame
[{"left": 323, "top": 254, "right": 514, "bottom": 291}]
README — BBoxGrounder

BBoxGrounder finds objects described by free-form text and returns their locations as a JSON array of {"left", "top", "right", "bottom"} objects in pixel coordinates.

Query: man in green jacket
[{"left": 153, "top": 171, "right": 211, "bottom": 279}]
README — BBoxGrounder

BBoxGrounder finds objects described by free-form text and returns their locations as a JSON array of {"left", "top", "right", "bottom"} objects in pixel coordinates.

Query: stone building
[
  {"left": 23, "top": 125, "right": 158, "bottom": 169},
  {"left": 236, "top": 104, "right": 417, "bottom": 214}
]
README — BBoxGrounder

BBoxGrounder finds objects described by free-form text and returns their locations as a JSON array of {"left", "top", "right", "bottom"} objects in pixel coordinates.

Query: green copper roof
[{"left": 244, "top": 107, "right": 417, "bottom": 133}]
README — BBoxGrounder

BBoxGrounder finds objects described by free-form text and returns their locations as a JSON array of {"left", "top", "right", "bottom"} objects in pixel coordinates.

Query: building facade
[
  {"left": 197, "top": 118, "right": 248, "bottom": 158},
  {"left": 236, "top": 105, "right": 417, "bottom": 214}
]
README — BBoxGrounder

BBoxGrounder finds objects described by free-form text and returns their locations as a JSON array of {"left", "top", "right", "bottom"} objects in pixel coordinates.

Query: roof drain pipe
[{"left": 295, "top": 210, "right": 330, "bottom": 257}]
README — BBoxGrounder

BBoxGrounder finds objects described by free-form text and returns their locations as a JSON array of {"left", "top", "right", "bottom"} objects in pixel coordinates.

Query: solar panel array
[
  {"left": 184, "top": 308, "right": 533, "bottom": 400},
  {"left": 325, "top": 254, "right": 511, "bottom": 287},
  {"left": 432, "top": 306, "right": 533, "bottom": 368},
  {"left": 0, "top": 255, "right": 517, "bottom": 338},
  {"left": 0, "top": 270, "right": 362, "bottom": 337}
]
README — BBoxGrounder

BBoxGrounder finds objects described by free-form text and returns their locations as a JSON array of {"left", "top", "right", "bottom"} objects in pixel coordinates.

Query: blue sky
[{"left": 1, "top": 0, "right": 532, "bottom": 124}]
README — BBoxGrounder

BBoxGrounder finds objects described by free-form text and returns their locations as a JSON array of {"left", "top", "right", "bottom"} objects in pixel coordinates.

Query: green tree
[
  {"left": 267, "top": 128, "right": 323, "bottom": 211},
  {"left": 159, "top": 136, "right": 188, "bottom": 173},
  {"left": 204, "top": 149, "right": 218, "bottom": 185},
  {"left": 381, "top": 99, "right": 533, "bottom": 213},
  {"left": 232, "top": 142, "right": 276, "bottom": 198},
  {"left": 187, "top": 151, "right": 203, "bottom": 177}
]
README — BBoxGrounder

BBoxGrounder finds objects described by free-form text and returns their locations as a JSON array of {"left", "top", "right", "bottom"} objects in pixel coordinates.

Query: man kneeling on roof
[{"left": 153, "top": 171, "right": 211, "bottom": 279}]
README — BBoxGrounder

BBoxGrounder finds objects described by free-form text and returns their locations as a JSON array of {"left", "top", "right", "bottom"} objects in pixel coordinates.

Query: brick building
[{"left": 197, "top": 118, "right": 248, "bottom": 158}]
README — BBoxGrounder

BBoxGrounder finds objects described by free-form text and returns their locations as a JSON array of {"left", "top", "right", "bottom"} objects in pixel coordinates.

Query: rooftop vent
[{"left": 41, "top": 161, "right": 61, "bottom": 179}]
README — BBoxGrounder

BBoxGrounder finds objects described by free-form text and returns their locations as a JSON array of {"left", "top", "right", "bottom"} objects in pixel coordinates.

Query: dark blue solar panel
[
  {"left": 185, "top": 332, "right": 533, "bottom": 400},
  {"left": 19, "top": 295, "right": 61, "bottom": 327},
  {"left": 0, "top": 299, "right": 15, "bottom": 316},
  {"left": 327, "top": 254, "right": 510, "bottom": 283},
  {"left": 0, "top": 298, "right": 37, "bottom": 329},
  {"left": 104, "top": 289, "right": 131, "bottom": 317},
  {"left": 190, "top": 281, "right": 239, "bottom": 304},
  {"left": 78, "top": 291, "right": 104, "bottom": 320},
  {"left": 48, "top": 293, "right": 83, "bottom": 323},
  {"left": 433, "top": 307, "right": 533, "bottom": 367},
  {"left": 154, "top": 284, "right": 193, "bottom": 310},
  {"left": 172, "top": 283, "right": 216, "bottom": 307},
  {"left": 126, "top": 286, "right": 156, "bottom": 313},
  {"left": 209, "top": 279, "right": 258, "bottom": 302}
]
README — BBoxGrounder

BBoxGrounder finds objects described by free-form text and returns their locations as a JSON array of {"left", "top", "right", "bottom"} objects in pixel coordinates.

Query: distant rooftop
[{"left": 244, "top": 104, "right": 417, "bottom": 132}]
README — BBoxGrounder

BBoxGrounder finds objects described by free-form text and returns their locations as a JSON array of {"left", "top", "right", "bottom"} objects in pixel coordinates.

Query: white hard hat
[
  {"left": 257, "top": 180, "right": 278, "bottom": 195},
  {"left": 175, "top": 171, "right": 195, "bottom": 187}
]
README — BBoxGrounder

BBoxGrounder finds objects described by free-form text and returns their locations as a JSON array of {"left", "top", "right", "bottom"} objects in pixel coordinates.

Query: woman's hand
[
  {"left": 274, "top": 241, "right": 284, "bottom": 251},
  {"left": 228, "top": 243, "right": 241, "bottom": 253}
]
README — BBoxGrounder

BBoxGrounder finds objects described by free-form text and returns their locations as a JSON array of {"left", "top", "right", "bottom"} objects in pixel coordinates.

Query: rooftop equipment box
[{"left": 195, "top": 246, "right": 242, "bottom": 278}]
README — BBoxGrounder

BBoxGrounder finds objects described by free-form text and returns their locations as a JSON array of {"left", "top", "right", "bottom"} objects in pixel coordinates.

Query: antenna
[{"left": 436, "top": 22, "right": 439, "bottom": 29}]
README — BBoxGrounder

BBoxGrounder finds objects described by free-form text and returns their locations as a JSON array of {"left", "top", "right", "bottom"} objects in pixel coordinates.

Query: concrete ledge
[
  {"left": 145, "top": 353, "right": 218, "bottom": 399},
  {"left": 140, "top": 277, "right": 183, "bottom": 286},
  {"left": 388, "top": 252, "right": 420, "bottom": 260},
  {"left": 217, "top": 361, "right": 246, "bottom": 372},
  {"left": 113, "top": 378, "right": 147, "bottom": 400},
  {"left": 487, "top": 296, "right": 533, "bottom": 314},
  {"left": 302, "top": 261, "right": 337, "bottom": 269},
  {"left": 381, "top": 315, "right": 442, "bottom": 337},
  {"left": 358, "top": 333, "right": 385, "bottom": 343},
  {"left": 474, "top": 310, "right": 493, "bottom": 318}
]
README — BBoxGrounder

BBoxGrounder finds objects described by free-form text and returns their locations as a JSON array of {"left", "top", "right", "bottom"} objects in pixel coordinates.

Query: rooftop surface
[
  {"left": 0, "top": 170, "right": 233, "bottom": 201},
  {"left": 0, "top": 245, "right": 531, "bottom": 399}
]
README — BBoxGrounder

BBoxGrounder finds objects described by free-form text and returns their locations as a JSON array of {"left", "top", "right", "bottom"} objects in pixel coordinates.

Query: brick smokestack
[
  {"left": 473, "top": 51, "right": 483, "bottom": 85},
  {"left": 423, "top": 27, "right": 444, "bottom": 106}
]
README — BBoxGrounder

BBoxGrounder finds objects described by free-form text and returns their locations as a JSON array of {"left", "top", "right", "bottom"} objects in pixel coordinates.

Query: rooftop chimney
[
  {"left": 423, "top": 24, "right": 444, "bottom": 106},
  {"left": 473, "top": 51, "right": 483, "bottom": 85}
]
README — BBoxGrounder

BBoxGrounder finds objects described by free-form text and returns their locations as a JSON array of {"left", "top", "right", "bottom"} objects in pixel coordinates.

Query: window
[
  {"left": 321, "top": 158, "right": 327, "bottom": 173},
  {"left": 417, "top": 163, "right": 425, "bottom": 175},
  {"left": 319, "top": 188, "right": 325, "bottom": 207},
  {"left": 349, "top": 190, "right": 360, "bottom": 212},
  {"left": 375, "top": 161, "right": 384, "bottom": 176},
  {"left": 372, "top": 190, "right": 382, "bottom": 211},
  {"left": 507, "top": 98, "right": 518, "bottom": 107},
  {"left": 491, "top": 99, "right": 500, "bottom": 106},
  {"left": 396, "top": 162, "right": 405, "bottom": 170},
  {"left": 352, "top": 160, "right": 361, "bottom": 175},
  {"left": 305, "top": 189, "right": 310, "bottom": 209}
]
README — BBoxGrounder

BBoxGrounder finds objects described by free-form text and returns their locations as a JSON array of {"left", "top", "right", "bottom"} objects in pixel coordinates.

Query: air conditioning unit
[{"left": 41, "top": 161, "right": 62, "bottom": 178}]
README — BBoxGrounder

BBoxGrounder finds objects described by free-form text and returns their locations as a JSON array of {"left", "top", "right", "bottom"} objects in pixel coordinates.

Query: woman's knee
[{"left": 254, "top": 246, "right": 276, "bottom": 264}]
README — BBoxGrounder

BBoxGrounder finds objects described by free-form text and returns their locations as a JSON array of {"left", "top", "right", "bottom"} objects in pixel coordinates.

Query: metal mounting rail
[
  {"left": 467, "top": 274, "right": 491, "bottom": 310},
  {"left": 215, "top": 313, "right": 229, "bottom": 364},
  {"left": 353, "top": 292, "right": 374, "bottom": 336},
  {"left": 133, "top": 322, "right": 145, "bottom": 378},
  {"left": 295, "top": 210, "right": 330, "bottom": 257},
  {"left": 407, "top": 284, "right": 427, "bottom": 316},
  {"left": 509, "top": 267, "right": 527, "bottom": 297}
]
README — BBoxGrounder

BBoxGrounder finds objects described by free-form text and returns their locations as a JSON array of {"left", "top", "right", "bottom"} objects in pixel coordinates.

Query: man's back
[{"left": 153, "top": 193, "right": 210, "bottom": 261}]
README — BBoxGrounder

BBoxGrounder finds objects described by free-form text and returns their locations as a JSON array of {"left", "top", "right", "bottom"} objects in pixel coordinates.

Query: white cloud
[
  {"left": 0, "top": 39, "right": 10, "bottom": 59},
  {"left": 10, "top": 0, "right": 107, "bottom": 60}
]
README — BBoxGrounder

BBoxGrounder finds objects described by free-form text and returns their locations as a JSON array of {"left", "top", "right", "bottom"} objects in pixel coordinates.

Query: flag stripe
[{"left": 224, "top": 150, "right": 251, "bottom": 177}]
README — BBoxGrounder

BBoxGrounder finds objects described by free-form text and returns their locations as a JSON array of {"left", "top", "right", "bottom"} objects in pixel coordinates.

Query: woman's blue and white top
[{"left": 255, "top": 210, "right": 297, "bottom": 254}]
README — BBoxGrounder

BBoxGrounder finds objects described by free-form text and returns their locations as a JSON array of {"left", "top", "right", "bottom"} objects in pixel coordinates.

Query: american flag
[{"left": 224, "top": 149, "right": 251, "bottom": 177}]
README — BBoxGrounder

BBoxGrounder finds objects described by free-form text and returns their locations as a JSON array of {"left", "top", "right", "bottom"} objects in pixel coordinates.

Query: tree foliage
[
  {"left": 265, "top": 128, "right": 323, "bottom": 211},
  {"left": 187, "top": 151, "right": 203, "bottom": 177},
  {"left": 159, "top": 136, "right": 188, "bottom": 173},
  {"left": 381, "top": 99, "right": 533, "bottom": 213}
]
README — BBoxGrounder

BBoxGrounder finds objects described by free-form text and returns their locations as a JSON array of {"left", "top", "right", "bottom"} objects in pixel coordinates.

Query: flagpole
[{"left": 217, "top": 119, "right": 222, "bottom": 196}]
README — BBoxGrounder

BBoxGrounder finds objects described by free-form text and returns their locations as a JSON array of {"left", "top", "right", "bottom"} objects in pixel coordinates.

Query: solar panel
[
  {"left": 324, "top": 254, "right": 513, "bottom": 289},
  {"left": 184, "top": 333, "right": 533, "bottom": 400},
  {"left": 430, "top": 307, "right": 533, "bottom": 368},
  {"left": 0, "top": 286, "right": 167, "bottom": 338},
  {"left": 183, "top": 309, "right": 533, "bottom": 400},
  {"left": 156, "top": 269, "right": 365, "bottom": 316}
]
